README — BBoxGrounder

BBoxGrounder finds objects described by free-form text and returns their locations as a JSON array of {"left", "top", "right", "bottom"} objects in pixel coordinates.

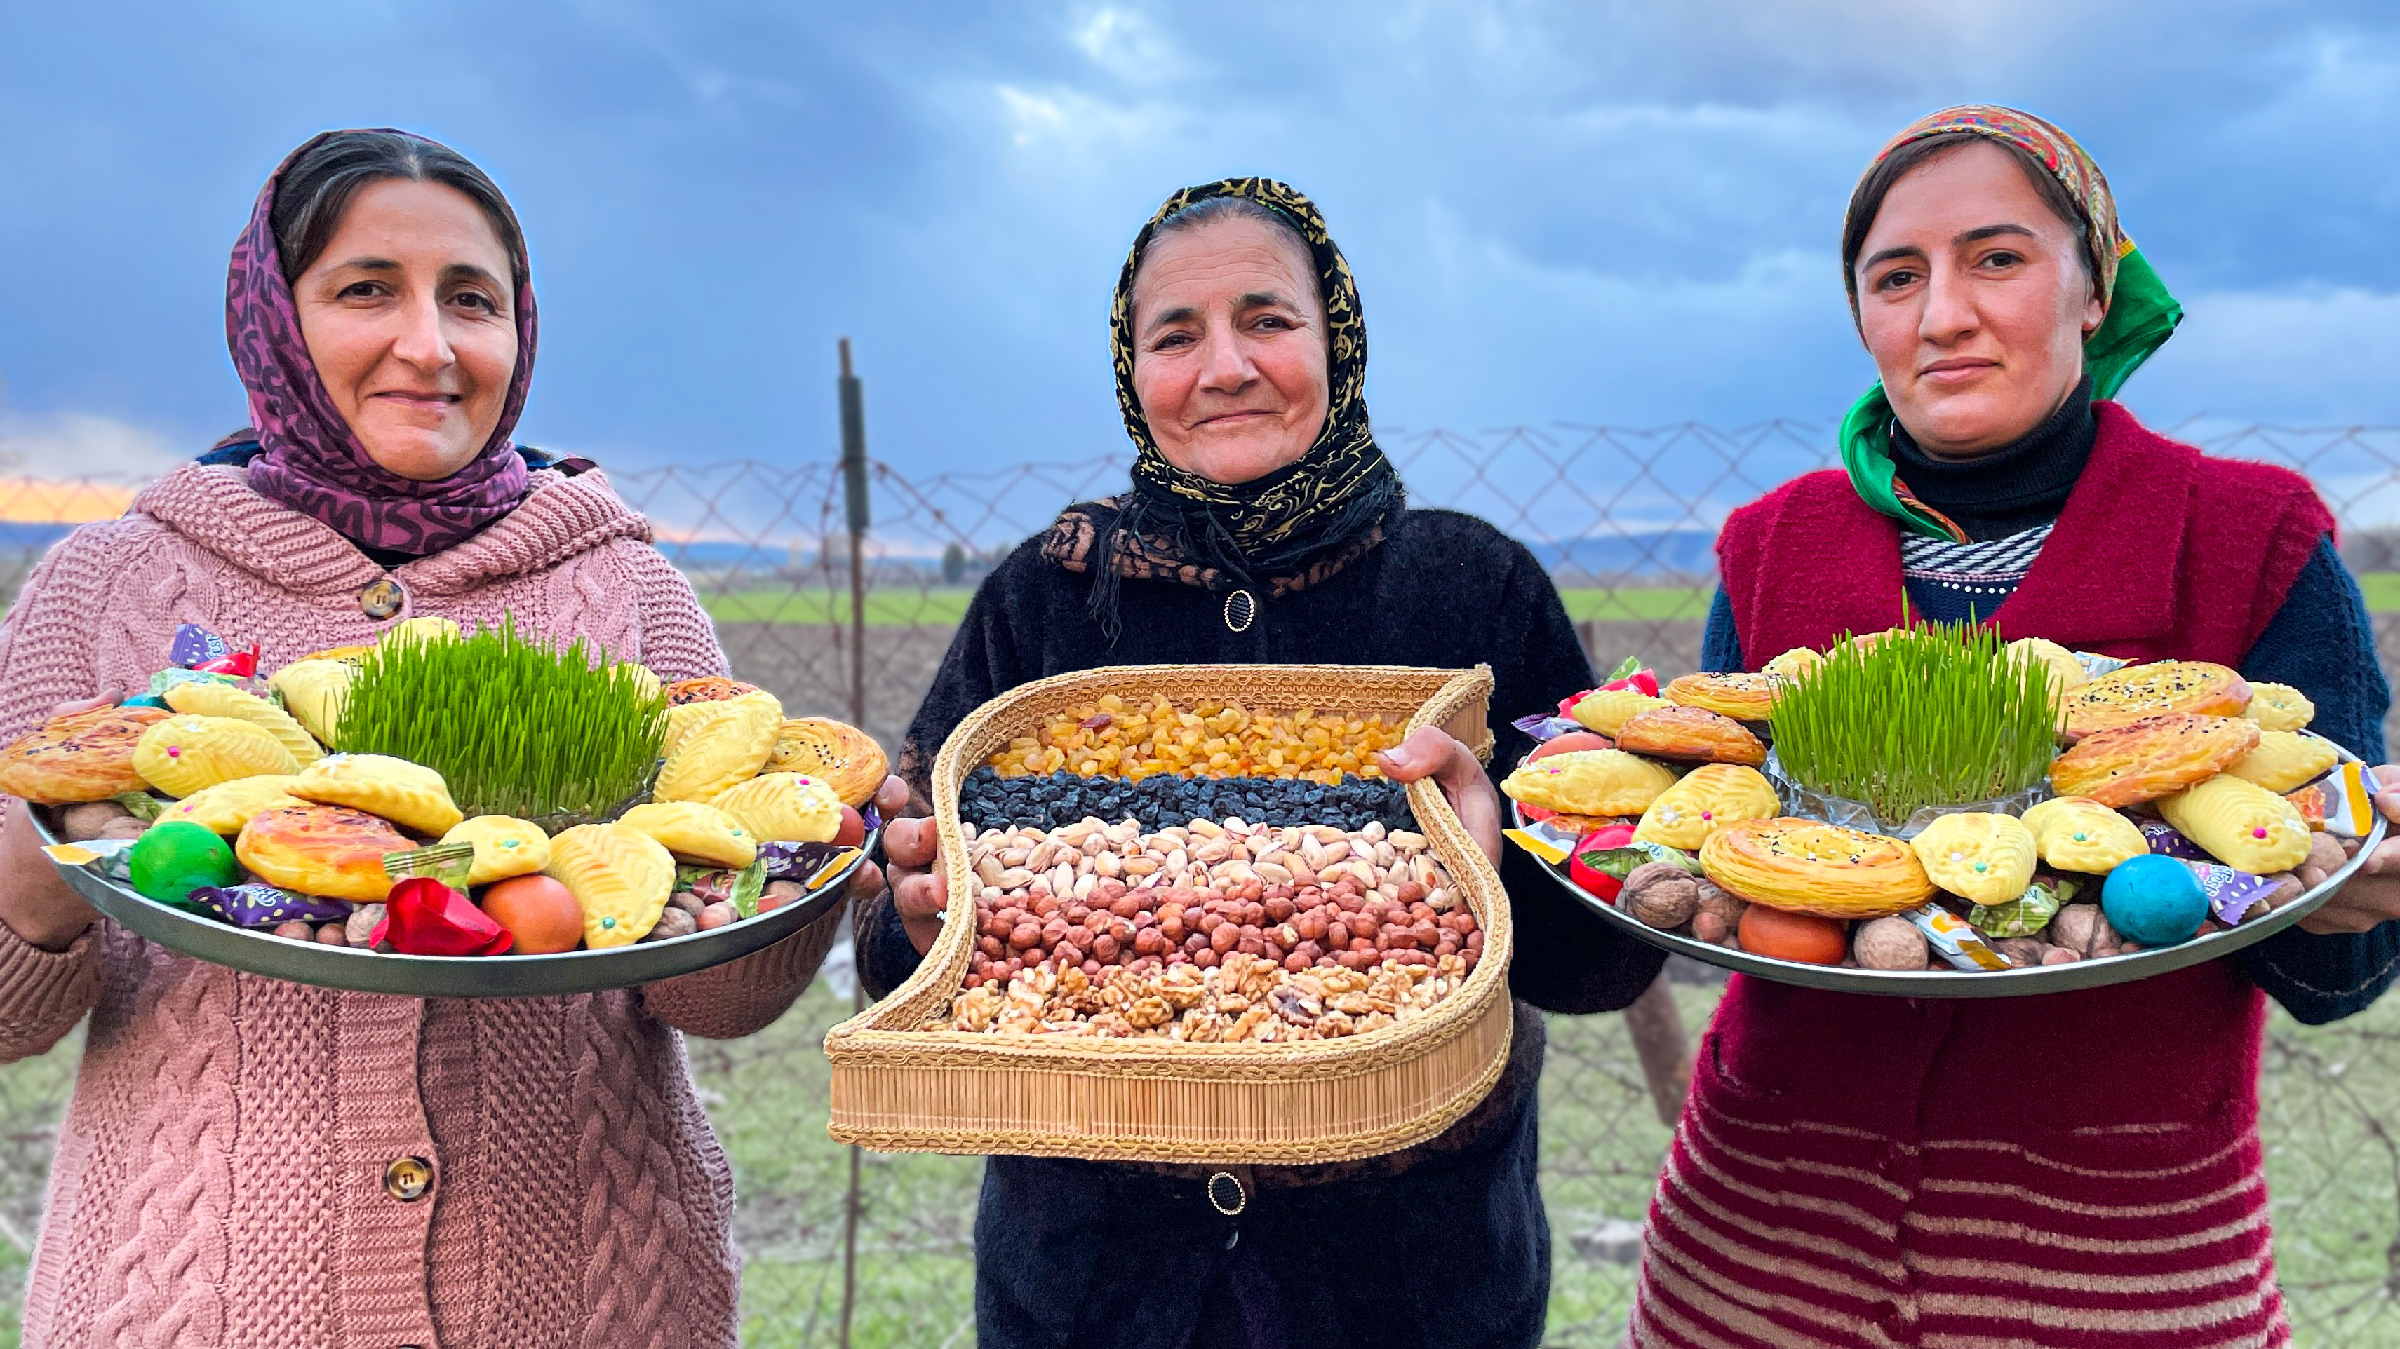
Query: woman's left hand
[
  {"left": 1376, "top": 727, "right": 1502, "bottom": 868},
  {"left": 2298, "top": 781, "right": 2400, "bottom": 935}
]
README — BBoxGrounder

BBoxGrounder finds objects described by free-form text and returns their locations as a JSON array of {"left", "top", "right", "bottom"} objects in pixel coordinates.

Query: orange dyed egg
[
  {"left": 834, "top": 805, "right": 867, "bottom": 849},
  {"left": 1528, "top": 732, "right": 1614, "bottom": 762},
  {"left": 1737, "top": 906, "right": 1849, "bottom": 965},
  {"left": 479, "top": 875, "right": 586, "bottom": 955}
]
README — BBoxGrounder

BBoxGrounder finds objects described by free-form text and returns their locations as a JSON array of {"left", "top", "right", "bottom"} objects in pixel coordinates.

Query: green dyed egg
[{"left": 128, "top": 821, "right": 238, "bottom": 904}]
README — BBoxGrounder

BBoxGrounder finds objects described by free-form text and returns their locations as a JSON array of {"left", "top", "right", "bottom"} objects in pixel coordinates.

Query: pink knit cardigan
[{"left": 0, "top": 463, "right": 838, "bottom": 1349}]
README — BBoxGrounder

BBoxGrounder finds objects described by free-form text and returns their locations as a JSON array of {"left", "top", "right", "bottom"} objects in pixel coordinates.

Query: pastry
[
  {"left": 545, "top": 823, "right": 676, "bottom": 948},
  {"left": 1501, "top": 749, "right": 1681, "bottom": 819},
  {"left": 163, "top": 680, "right": 324, "bottom": 767},
  {"left": 1615, "top": 706, "right": 1766, "bottom": 766},
  {"left": 617, "top": 800, "right": 758, "bottom": 868},
  {"left": 1698, "top": 818, "right": 1934, "bottom": 919},
  {"left": 1762, "top": 647, "right": 1824, "bottom": 681},
  {"left": 134, "top": 714, "right": 300, "bottom": 798},
  {"left": 708, "top": 772, "right": 844, "bottom": 843},
  {"left": 438, "top": 815, "right": 553, "bottom": 885},
  {"left": 2159, "top": 774, "right": 2313, "bottom": 873},
  {"left": 665, "top": 675, "right": 763, "bottom": 706},
  {"left": 1633, "top": 763, "right": 1780, "bottom": 851},
  {"left": 656, "top": 692, "right": 783, "bottom": 802},
  {"left": 266, "top": 659, "right": 354, "bottom": 746},
  {"left": 765, "top": 718, "right": 889, "bottom": 808},
  {"left": 2243, "top": 682, "right": 2315, "bottom": 733},
  {"left": 2006, "top": 636, "right": 2088, "bottom": 696},
  {"left": 289, "top": 753, "right": 464, "bottom": 836},
  {"left": 159, "top": 773, "right": 302, "bottom": 835},
  {"left": 378, "top": 615, "right": 462, "bottom": 647},
  {"left": 236, "top": 803, "right": 414, "bottom": 902},
  {"left": 1567, "top": 688, "right": 1672, "bottom": 737},
  {"left": 2223, "top": 730, "right": 2339, "bottom": 795},
  {"left": 2062, "top": 661, "right": 2250, "bottom": 738},
  {"left": 0, "top": 704, "right": 170, "bottom": 803},
  {"left": 1908, "top": 812, "right": 2039, "bottom": 906},
  {"left": 2047, "top": 713, "right": 2260, "bottom": 806},
  {"left": 1664, "top": 672, "right": 1784, "bottom": 722},
  {"left": 2020, "top": 795, "right": 2150, "bottom": 873}
]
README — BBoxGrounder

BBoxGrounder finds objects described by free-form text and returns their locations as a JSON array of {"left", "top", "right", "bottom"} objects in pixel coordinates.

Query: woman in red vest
[{"left": 1628, "top": 105, "right": 2400, "bottom": 1348}]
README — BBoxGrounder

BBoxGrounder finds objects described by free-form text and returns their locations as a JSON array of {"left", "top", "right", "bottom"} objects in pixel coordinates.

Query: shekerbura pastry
[
  {"left": 289, "top": 753, "right": 463, "bottom": 836},
  {"left": 765, "top": 718, "right": 889, "bottom": 808},
  {"left": 2006, "top": 636, "right": 2089, "bottom": 696},
  {"left": 236, "top": 803, "right": 413, "bottom": 902},
  {"left": 2242, "top": 682, "right": 2315, "bottom": 733},
  {"left": 545, "top": 823, "right": 676, "bottom": 948},
  {"left": 266, "top": 659, "right": 354, "bottom": 746},
  {"left": 1762, "top": 647, "right": 1824, "bottom": 681},
  {"left": 0, "top": 704, "right": 169, "bottom": 803},
  {"left": 438, "top": 815, "right": 553, "bottom": 885},
  {"left": 378, "top": 615, "right": 461, "bottom": 647},
  {"left": 709, "top": 772, "right": 844, "bottom": 844},
  {"left": 2063, "top": 661, "right": 2250, "bottom": 738},
  {"left": 159, "top": 773, "right": 302, "bottom": 835},
  {"left": 1633, "top": 764, "right": 1779, "bottom": 851},
  {"left": 1615, "top": 705, "right": 1767, "bottom": 767},
  {"left": 163, "top": 680, "right": 324, "bottom": 767},
  {"left": 1699, "top": 818, "right": 1934, "bottom": 919},
  {"left": 134, "top": 714, "right": 299, "bottom": 798},
  {"left": 1568, "top": 688, "right": 1673, "bottom": 737},
  {"left": 2019, "top": 796, "right": 2150, "bottom": 874},
  {"left": 617, "top": 800, "right": 758, "bottom": 868},
  {"left": 1664, "top": 672, "right": 1784, "bottom": 722},
  {"left": 2158, "top": 773, "right": 2312, "bottom": 873},
  {"left": 1908, "top": 812, "right": 2039, "bottom": 906},
  {"left": 2223, "top": 730, "right": 2339, "bottom": 795},
  {"left": 2048, "top": 713, "right": 2259, "bottom": 806},
  {"left": 656, "top": 691, "right": 783, "bottom": 801},
  {"left": 1500, "top": 749, "right": 1681, "bottom": 819}
]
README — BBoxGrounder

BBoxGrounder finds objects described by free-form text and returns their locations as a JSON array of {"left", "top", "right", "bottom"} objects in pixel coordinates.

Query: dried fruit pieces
[{"left": 987, "top": 694, "right": 1405, "bottom": 784}]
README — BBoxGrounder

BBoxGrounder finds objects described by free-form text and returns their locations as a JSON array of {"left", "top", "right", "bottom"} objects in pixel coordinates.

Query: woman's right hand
[
  {"left": 878, "top": 779, "right": 949, "bottom": 957},
  {"left": 0, "top": 698, "right": 113, "bottom": 953}
]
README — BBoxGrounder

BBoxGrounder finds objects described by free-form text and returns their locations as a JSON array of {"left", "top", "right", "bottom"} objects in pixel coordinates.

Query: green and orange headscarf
[{"left": 1838, "top": 105, "right": 2185, "bottom": 541}]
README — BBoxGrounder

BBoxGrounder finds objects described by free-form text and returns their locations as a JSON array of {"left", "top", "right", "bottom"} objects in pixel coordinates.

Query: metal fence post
[{"left": 836, "top": 337, "right": 871, "bottom": 1349}]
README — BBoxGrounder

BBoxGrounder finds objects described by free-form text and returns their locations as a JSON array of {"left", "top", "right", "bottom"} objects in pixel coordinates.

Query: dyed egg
[
  {"left": 2100, "top": 854, "right": 2208, "bottom": 947},
  {"left": 1737, "top": 905, "right": 1849, "bottom": 965},
  {"left": 127, "top": 820, "right": 238, "bottom": 903},
  {"left": 1528, "top": 732, "right": 1615, "bottom": 762},
  {"left": 834, "top": 806, "right": 868, "bottom": 849},
  {"left": 478, "top": 875, "right": 586, "bottom": 955}
]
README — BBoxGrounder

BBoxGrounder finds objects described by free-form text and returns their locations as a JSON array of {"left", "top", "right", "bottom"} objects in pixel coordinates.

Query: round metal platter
[
  {"left": 33, "top": 810, "right": 872, "bottom": 999},
  {"left": 1518, "top": 759, "right": 2385, "bottom": 998}
]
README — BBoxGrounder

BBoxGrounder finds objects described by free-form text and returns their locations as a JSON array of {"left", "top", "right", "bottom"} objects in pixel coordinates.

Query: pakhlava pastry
[
  {"left": 2047, "top": 713, "right": 2260, "bottom": 807},
  {"left": 289, "top": 753, "right": 464, "bottom": 836},
  {"left": 1908, "top": 812, "right": 2039, "bottom": 906},
  {"left": 657, "top": 692, "right": 782, "bottom": 801},
  {"left": 1568, "top": 688, "right": 1672, "bottom": 737},
  {"left": 1500, "top": 749, "right": 1681, "bottom": 819},
  {"left": 438, "top": 815, "right": 553, "bottom": 885},
  {"left": 163, "top": 680, "right": 324, "bottom": 767},
  {"left": 545, "top": 823, "right": 676, "bottom": 948},
  {"left": 2158, "top": 773, "right": 2313, "bottom": 873},
  {"left": 2062, "top": 661, "right": 2251, "bottom": 739},
  {"left": 1633, "top": 763, "right": 1780, "bottom": 851},
  {"left": 2243, "top": 682, "right": 2316, "bottom": 733},
  {"left": 1614, "top": 705, "right": 1767, "bottom": 767},
  {"left": 708, "top": 772, "right": 844, "bottom": 844},
  {"left": 1664, "top": 671, "right": 1784, "bottom": 722},
  {"left": 766, "top": 717, "right": 889, "bottom": 808},
  {"left": 236, "top": 803, "right": 414, "bottom": 902},
  {"left": 134, "top": 714, "right": 300, "bottom": 798},
  {"left": 0, "top": 704, "right": 169, "bottom": 803},
  {"left": 1698, "top": 818, "right": 1935, "bottom": 919},
  {"left": 2223, "top": 730, "right": 2339, "bottom": 795},
  {"left": 2019, "top": 795, "right": 2150, "bottom": 874},
  {"left": 160, "top": 773, "right": 302, "bottom": 835},
  {"left": 617, "top": 800, "right": 758, "bottom": 868}
]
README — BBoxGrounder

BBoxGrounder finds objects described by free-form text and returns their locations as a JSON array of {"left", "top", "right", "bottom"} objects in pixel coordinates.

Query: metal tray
[
  {"left": 33, "top": 809, "right": 872, "bottom": 999},
  {"left": 1516, "top": 758, "right": 2385, "bottom": 997}
]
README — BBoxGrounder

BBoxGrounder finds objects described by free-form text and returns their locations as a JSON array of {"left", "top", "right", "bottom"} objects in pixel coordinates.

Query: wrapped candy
[
  {"left": 678, "top": 860, "right": 768, "bottom": 917},
  {"left": 1565, "top": 823, "right": 1642, "bottom": 903},
  {"left": 370, "top": 877, "right": 514, "bottom": 955},
  {"left": 2134, "top": 820, "right": 2212, "bottom": 862},
  {"left": 1903, "top": 903, "right": 2010, "bottom": 971},
  {"left": 1967, "top": 877, "right": 2077, "bottom": 939},
  {"left": 187, "top": 884, "right": 349, "bottom": 928},
  {"left": 754, "top": 840, "right": 860, "bottom": 890},
  {"left": 2183, "top": 861, "right": 2281, "bottom": 925}
]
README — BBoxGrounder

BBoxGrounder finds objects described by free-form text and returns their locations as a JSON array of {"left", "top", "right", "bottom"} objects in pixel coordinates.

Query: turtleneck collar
[{"left": 1890, "top": 374, "right": 2096, "bottom": 542}]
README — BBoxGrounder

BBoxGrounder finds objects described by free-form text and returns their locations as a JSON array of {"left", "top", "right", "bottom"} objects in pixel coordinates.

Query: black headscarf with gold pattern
[{"left": 1088, "top": 177, "right": 1405, "bottom": 641}]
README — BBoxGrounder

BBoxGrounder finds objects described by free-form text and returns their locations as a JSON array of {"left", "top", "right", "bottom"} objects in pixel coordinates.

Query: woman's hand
[
  {"left": 874, "top": 776, "right": 950, "bottom": 957},
  {"left": 0, "top": 698, "right": 115, "bottom": 953},
  {"left": 2299, "top": 782, "right": 2400, "bottom": 935},
  {"left": 1377, "top": 727, "right": 1503, "bottom": 868}
]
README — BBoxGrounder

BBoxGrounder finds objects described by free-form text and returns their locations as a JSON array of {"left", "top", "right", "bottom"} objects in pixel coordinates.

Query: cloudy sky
[{"left": 2, "top": 0, "right": 2397, "bottom": 486}]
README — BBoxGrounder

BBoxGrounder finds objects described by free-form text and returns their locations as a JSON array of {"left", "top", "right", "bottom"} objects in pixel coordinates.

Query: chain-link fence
[{"left": 2, "top": 422, "right": 2398, "bottom": 1344}]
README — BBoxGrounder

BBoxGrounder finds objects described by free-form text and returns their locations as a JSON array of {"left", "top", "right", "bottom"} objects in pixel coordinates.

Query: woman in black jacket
[{"left": 854, "top": 178, "right": 1664, "bottom": 1349}]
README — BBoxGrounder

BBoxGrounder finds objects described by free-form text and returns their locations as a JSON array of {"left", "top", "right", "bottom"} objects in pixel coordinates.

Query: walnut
[{"left": 1621, "top": 863, "right": 1701, "bottom": 930}]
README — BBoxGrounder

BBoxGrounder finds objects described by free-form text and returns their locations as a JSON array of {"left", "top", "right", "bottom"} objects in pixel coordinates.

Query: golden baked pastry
[
  {"left": 159, "top": 774, "right": 301, "bottom": 835},
  {"left": 378, "top": 615, "right": 462, "bottom": 647},
  {"left": 1908, "top": 812, "right": 2039, "bottom": 906},
  {"left": 665, "top": 675, "right": 763, "bottom": 706},
  {"left": 438, "top": 815, "right": 553, "bottom": 885},
  {"left": 2019, "top": 795, "right": 2150, "bottom": 874},
  {"left": 2224, "top": 730, "right": 2339, "bottom": 795},
  {"left": 236, "top": 803, "right": 413, "bottom": 902},
  {"left": 617, "top": 800, "right": 758, "bottom": 867},
  {"left": 289, "top": 753, "right": 463, "bottom": 836},
  {"left": 545, "top": 823, "right": 675, "bottom": 948},
  {"left": 2243, "top": 683, "right": 2316, "bottom": 734},
  {"left": 1633, "top": 764, "right": 1780, "bottom": 850},
  {"left": 1568, "top": 688, "right": 1672, "bottom": 737},
  {"left": 266, "top": 659, "right": 354, "bottom": 746},
  {"left": 0, "top": 704, "right": 170, "bottom": 804},
  {"left": 2007, "top": 636, "right": 2089, "bottom": 696},
  {"left": 296, "top": 643, "right": 376, "bottom": 665},
  {"left": 1615, "top": 705, "right": 1766, "bottom": 767},
  {"left": 163, "top": 680, "right": 324, "bottom": 767},
  {"left": 1501, "top": 749, "right": 1681, "bottom": 819},
  {"left": 1698, "top": 818, "right": 1934, "bottom": 919},
  {"left": 2063, "top": 661, "right": 2251, "bottom": 739},
  {"left": 134, "top": 714, "right": 300, "bottom": 798},
  {"left": 620, "top": 663, "right": 664, "bottom": 706},
  {"left": 2158, "top": 774, "right": 2312, "bottom": 873},
  {"left": 1762, "top": 647, "right": 1824, "bottom": 681},
  {"left": 709, "top": 772, "right": 844, "bottom": 843},
  {"left": 2048, "top": 713, "right": 2260, "bottom": 807},
  {"left": 1664, "top": 672, "right": 1784, "bottom": 721},
  {"left": 656, "top": 691, "right": 782, "bottom": 802},
  {"left": 765, "top": 718, "right": 889, "bottom": 808}
]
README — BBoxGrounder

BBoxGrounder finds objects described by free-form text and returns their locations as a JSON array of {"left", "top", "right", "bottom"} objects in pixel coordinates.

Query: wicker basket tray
[{"left": 826, "top": 663, "right": 1513, "bottom": 1165}]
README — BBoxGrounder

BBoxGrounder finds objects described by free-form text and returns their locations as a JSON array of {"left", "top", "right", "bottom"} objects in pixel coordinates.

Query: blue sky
[{"left": 3, "top": 1, "right": 2397, "bottom": 485}]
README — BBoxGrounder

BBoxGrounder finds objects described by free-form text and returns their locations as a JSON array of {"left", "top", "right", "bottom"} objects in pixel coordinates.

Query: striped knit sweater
[{"left": 0, "top": 462, "right": 839, "bottom": 1349}]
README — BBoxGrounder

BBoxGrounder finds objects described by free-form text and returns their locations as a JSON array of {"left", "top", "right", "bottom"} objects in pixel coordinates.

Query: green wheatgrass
[
  {"left": 1769, "top": 621, "right": 2061, "bottom": 826},
  {"left": 333, "top": 617, "right": 667, "bottom": 822}
]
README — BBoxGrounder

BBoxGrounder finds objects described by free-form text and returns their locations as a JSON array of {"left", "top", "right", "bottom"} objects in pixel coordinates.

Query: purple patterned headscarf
[{"left": 229, "top": 129, "right": 536, "bottom": 555}]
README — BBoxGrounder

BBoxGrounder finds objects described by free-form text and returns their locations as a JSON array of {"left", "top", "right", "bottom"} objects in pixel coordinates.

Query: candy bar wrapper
[
  {"left": 1511, "top": 713, "right": 1585, "bottom": 743},
  {"left": 1503, "top": 818, "right": 1585, "bottom": 866},
  {"left": 799, "top": 847, "right": 866, "bottom": 894},
  {"left": 678, "top": 860, "right": 767, "bottom": 916},
  {"left": 382, "top": 842, "right": 476, "bottom": 891},
  {"left": 2136, "top": 820, "right": 2211, "bottom": 861},
  {"left": 2285, "top": 783, "right": 2326, "bottom": 829},
  {"left": 2183, "top": 861, "right": 2280, "bottom": 925},
  {"left": 756, "top": 840, "right": 852, "bottom": 885},
  {"left": 1905, "top": 903, "right": 2011, "bottom": 971},
  {"left": 187, "top": 884, "right": 349, "bottom": 928},
  {"left": 2074, "top": 650, "right": 2130, "bottom": 679},
  {"left": 112, "top": 792, "right": 165, "bottom": 823},
  {"left": 1968, "top": 879, "right": 2071, "bottom": 939},
  {"left": 124, "top": 667, "right": 243, "bottom": 710},
  {"left": 2323, "top": 762, "right": 2383, "bottom": 839},
  {"left": 40, "top": 838, "right": 136, "bottom": 883},
  {"left": 1578, "top": 839, "right": 1703, "bottom": 882},
  {"left": 169, "top": 623, "right": 231, "bottom": 670}
]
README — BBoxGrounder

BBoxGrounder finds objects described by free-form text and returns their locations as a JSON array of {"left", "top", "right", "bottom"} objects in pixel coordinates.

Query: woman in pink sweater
[{"left": 0, "top": 129, "right": 870, "bottom": 1348}]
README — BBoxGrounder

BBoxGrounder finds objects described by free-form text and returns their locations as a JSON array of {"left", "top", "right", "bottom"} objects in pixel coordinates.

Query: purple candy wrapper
[
  {"left": 187, "top": 884, "right": 350, "bottom": 928},
  {"left": 757, "top": 840, "right": 851, "bottom": 882},
  {"left": 861, "top": 803, "right": 883, "bottom": 832},
  {"left": 2182, "top": 861, "right": 2279, "bottom": 925},
  {"left": 2137, "top": 820, "right": 2211, "bottom": 862},
  {"left": 1511, "top": 713, "right": 1583, "bottom": 743},
  {"left": 169, "top": 623, "right": 231, "bottom": 670}
]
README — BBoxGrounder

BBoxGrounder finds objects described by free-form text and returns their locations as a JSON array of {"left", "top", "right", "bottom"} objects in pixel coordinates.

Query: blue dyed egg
[{"left": 2100, "top": 854, "right": 2208, "bottom": 947}]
